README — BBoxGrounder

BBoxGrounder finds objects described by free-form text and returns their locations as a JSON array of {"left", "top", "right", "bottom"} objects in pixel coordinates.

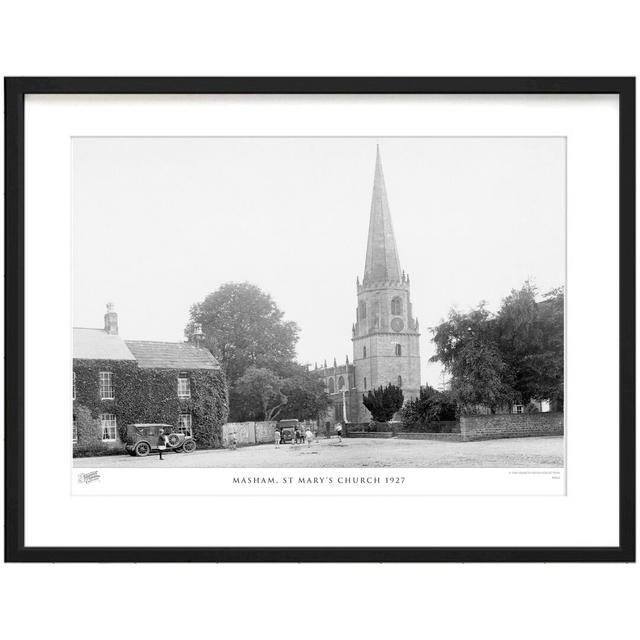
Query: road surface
[{"left": 74, "top": 436, "right": 564, "bottom": 468}]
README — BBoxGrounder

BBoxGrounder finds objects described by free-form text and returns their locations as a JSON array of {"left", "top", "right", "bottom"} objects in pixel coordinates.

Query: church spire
[{"left": 363, "top": 145, "right": 402, "bottom": 285}]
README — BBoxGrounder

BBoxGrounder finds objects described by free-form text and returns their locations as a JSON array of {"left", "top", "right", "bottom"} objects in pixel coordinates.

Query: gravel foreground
[{"left": 74, "top": 436, "right": 564, "bottom": 468}]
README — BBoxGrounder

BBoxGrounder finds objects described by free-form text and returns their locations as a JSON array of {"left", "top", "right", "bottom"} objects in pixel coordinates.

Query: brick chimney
[{"left": 104, "top": 302, "right": 118, "bottom": 335}]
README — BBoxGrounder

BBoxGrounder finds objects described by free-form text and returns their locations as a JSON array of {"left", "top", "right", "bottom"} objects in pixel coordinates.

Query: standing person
[
  {"left": 335, "top": 422, "right": 343, "bottom": 443},
  {"left": 274, "top": 428, "right": 281, "bottom": 449},
  {"left": 157, "top": 428, "right": 167, "bottom": 460},
  {"left": 229, "top": 431, "right": 238, "bottom": 450},
  {"left": 305, "top": 428, "right": 313, "bottom": 448}
]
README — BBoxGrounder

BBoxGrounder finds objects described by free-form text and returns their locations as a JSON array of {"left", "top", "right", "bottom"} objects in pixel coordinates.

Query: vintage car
[
  {"left": 278, "top": 419, "right": 300, "bottom": 444},
  {"left": 124, "top": 423, "right": 197, "bottom": 457}
]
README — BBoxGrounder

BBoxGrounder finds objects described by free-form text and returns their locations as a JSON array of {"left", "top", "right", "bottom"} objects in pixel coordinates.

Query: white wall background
[{"left": 1, "top": 2, "right": 638, "bottom": 640}]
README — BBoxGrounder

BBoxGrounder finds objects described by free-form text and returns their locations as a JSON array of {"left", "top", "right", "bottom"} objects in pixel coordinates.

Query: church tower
[{"left": 352, "top": 146, "right": 421, "bottom": 421}]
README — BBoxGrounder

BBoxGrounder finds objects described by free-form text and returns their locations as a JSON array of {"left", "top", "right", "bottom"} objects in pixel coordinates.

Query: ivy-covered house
[{"left": 73, "top": 304, "right": 228, "bottom": 456}]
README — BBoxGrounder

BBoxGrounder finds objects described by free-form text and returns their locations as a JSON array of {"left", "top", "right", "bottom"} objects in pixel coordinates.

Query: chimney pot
[
  {"left": 192, "top": 323, "right": 205, "bottom": 348},
  {"left": 104, "top": 303, "right": 118, "bottom": 335}
]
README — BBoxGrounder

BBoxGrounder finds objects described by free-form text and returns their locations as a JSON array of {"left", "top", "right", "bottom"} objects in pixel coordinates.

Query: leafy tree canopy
[
  {"left": 233, "top": 364, "right": 331, "bottom": 423},
  {"left": 188, "top": 283, "right": 329, "bottom": 422},
  {"left": 187, "top": 282, "right": 299, "bottom": 385},
  {"left": 363, "top": 384, "right": 404, "bottom": 423},
  {"left": 497, "top": 284, "right": 564, "bottom": 408},
  {"left": 278, "top": 363, "right": 331, "bottom": 421},
  {"left": 235, "top": 366, "right": 288, "bottom": 422},
  {"left": 430, "top": 282, "right": 564, "bottom": 413}
]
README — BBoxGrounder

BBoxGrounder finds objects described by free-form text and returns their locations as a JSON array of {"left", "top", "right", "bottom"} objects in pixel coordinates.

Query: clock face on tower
[{"left": 391, "top": 317, "right": 404, "bottom": 333}]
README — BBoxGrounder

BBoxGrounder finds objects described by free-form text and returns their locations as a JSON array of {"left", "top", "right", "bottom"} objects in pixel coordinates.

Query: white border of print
[
  {"left": 72, "top": 468, "right": 566, "bottom": 497},
  {"left": 24, "top": 94, "right": 618, "bottom": 548}
]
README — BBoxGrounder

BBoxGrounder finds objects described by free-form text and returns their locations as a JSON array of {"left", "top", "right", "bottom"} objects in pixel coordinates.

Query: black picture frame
[{"left": 4, "top": 77, "right": 635, "bottom": 563}]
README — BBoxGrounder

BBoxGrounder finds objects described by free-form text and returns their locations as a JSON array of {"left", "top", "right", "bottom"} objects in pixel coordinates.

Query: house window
[
  {"left": 99, "top": 371, "right": 114, "bottom": 400},
  {"left": 338, "top": 376, "right": 345, "bottom": 390},
  {"left": 358, "top": 300, "right": 366, "bottom": 319},
  {"left": 178, "top": 413, "right": 193, "bottom": 437},
  {"left": 328, "top": 378, "right": 335, "bottom": 394},
  {"left": 364, "top": 377, "right": 367, "bottom": 390},
  {"left": 391, "top": 296, "right": 403, "bottom": 316},
  {"left": 72, "top": 416, "right": 78, "bottom": 443},
  {"left": 395, "top": 343, "right": 402, "bottom": 356},
  {"left": 363, "top": 346, "right": 367, "bottom": 358},
  {"left": 514, "top": 404, "right": 524, "bottom": 414},
  {"left": 100, "top": 413, "right": 117, "bottom": 441},
  {"left": 177, "top": 372, "right": 191, "bottom": 398},
  {"left": 72, "top": 371, "right": 76, "bottom": 400},
  {"left": 397, "top": 375, "right": 402, "bottom": 388}
]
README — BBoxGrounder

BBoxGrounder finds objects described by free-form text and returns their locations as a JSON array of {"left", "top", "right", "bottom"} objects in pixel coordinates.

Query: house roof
[
  {"left": 73, "top": 327, "right": 220, "bottom": 370},
  {"left": 125, "top": 340, "right": 220, "bottom": 370},
  {"left": 73, "top": 328, "right": 136, "bottom": 361}
]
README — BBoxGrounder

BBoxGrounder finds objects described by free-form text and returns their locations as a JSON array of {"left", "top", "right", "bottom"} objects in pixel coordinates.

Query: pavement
[{"left": 73, "top": 435, "right": 564, "bottom": 468}]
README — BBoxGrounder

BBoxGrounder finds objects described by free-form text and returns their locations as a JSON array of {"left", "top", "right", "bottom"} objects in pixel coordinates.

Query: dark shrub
[{"left": 362, "top": 384, "right": 404, "bottom": 423}]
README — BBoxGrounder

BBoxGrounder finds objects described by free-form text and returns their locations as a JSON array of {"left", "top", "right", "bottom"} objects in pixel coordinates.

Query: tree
[
  {"left": 401, "top": 385, "right": 458, "bottom": 426},
  {"left": 430, "top": 282, "right": 564, "bottom": 414},
  {"left": 187, "top": 282, "right": 303, "bottom": 422},
  {"left": 449, "top": 337, "right": 513, "bottom": 413},
  {"left": 234, "top": 367, "right": 288, "bottom": 421},
  {"left": 533, "top": 288, "right": 564, "bottom": 409},
  {"left": 232, "top": 362, "right": 330, "bottom": 423},
  {"left": 363, "top": 384, "right": 404, "bottom": 423},
  {"left": 278, "top": 363, "right": 331, "bottom": 421},
  {"left": 186, "top": 282, "right": 299, "bottom": 385},
  {"left": 431, "top": 305, "right": 514, "bottom": 413},
  {"left": 496, "top": 283, "right": 564, "bottom": 409}
]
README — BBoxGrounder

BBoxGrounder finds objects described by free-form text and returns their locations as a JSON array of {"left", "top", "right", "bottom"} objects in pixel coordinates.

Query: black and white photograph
[
  {"left": 71, "top": 136, "right": 565, "bottom": 472},
  {"left": 6, "top": 75, "right": 632, "bottom": 565},
  {"left": 2, "top": 4, "right": 638, "bottom": 638}
]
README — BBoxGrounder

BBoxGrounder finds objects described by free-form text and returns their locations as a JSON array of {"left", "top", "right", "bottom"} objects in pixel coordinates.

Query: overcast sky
[{"left": 72, "top": 137, "right": 565, "bottom": 387}]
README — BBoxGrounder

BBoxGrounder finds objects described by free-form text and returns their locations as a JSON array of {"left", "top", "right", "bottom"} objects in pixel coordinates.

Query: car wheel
[
  {"left": 135, "top": 441, "right": 151, "bottom": 457},
  {"left": 167, "top": 433, "right": 180, "bottom": 447},
  {"left": 174, "top": 446, "right": 183, "bottom": 453},
  {"left": 183, "top": 439, "right": 196, "bottom": 453}
]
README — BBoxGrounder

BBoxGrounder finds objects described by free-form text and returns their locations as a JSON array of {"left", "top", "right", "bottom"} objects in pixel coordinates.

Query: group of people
[
  {"left": 273, "top": 422, "right": 343, "bottom": 448},
  {"left": 293, "top": 427, "right": 308, "bottom": 444},
  {"left": 274, "top": 426, "right": 315, "bottom": 448},
  {"left": 157, "top": 420, "right": 345, "bottom": 459}
]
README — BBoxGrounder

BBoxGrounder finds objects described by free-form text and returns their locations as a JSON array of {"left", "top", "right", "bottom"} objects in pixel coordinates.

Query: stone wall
[
  {"left": 256, "top": 421, "right": 277, "bottom": 443},
  {"left": 396, "top": 433, "right": 466, "bottom": 441},
  {"left": 345, "top": 421, "right": 391, "bottom": 435},
  {"left": 222, "top": 421, "right": 277, "bottom": 447},
  {"left": 460, "top": 412, "right": 563, "bottom": 441},
  {"left": 398, "top": 421, "right": 460, "bottom": 434},
  {"left": 347, "top": 432, "right": 394, "bottom": 439}
]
